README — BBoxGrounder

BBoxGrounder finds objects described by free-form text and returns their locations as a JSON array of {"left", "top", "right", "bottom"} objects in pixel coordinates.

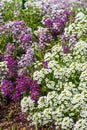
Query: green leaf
[
  {"left": 12, "top": 125, "right": 16, "bottom": 130},
  {"left": 35, "top": 50, "right": 43, "bottom": 60}
]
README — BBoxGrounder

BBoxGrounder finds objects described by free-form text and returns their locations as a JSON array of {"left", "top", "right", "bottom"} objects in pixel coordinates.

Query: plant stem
[{"left": 22, "top": 0, "right": 25, "bottom": 9}]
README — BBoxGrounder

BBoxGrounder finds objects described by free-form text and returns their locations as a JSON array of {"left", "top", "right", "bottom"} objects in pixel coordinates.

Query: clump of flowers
[
  {"left": 25, "top": 0, "right": 70, "bottom": 14},
  {"left": 4, "top": 43, "right": 17, "bottom": 60},
  {"left": 0, "top": 20, "right": 39, "bottom": 102},
  {"left": 34, "top": 27, "right": 53, "bottom": 48},
  {"left": 0, "top": 55, "right": 37, "bottom": 102},
  {"left": 0, "top": 20, "right": 32, "bottom": 51},
  {"left": 65, "top": 11, "right": 87, "bottom": 37},
  {"left": 25, "top": 0, "right": 87, "bottom": 12},
  {"left": 0, "top": 61, "right": 8, "bottom": 82},
  {"left": 34, "top": 8, "right": 74, "bottom": 49},
  {"left": 18, "top": 47, "right": 35, "bottom": 77},
  {"left": 62, "top": 10, "right": 87, "bottom": 52},
  {"left": 6, "top": 56, "right": 18, "bottom": 78},
  {"left": 1, "top": 75, "right": 40, "bottom": 102},
  {"left": 21, "top": 33, "right": 87, "bottom": 129},
  {"left": 0, "top": 20, "right": 36, "bottom": 76}
]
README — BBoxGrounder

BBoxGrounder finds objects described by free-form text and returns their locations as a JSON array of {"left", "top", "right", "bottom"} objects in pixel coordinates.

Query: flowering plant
[
  {"left": 0, "top": 61, "right": 8, "bottom": 106},
  {"left": 21, "top": 9, "right": 87, "bottom": 129},
  {"left": 0, "top": 20, "right": 40, "bottom": 101},
  {"left": 62, "top": 9, "right": 87, "bottom": 52},
  {"left": 0, "top": 0, "right": 87, "bottom": 129},
  {"left": 21, "top": 38, "right": 87, "bottom": 129},
  {"left": 0, "top": 61, "right": 8, "bottom": 81}
]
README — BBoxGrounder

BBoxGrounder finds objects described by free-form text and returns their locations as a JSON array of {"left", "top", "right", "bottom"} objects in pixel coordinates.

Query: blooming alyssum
[
  {"left": 1, "top": 75, "right": 41, "bottom": 102},
  {"left": 21, "top": 37, "right": 87, "bottom": 129},
  {"left": 0, "top": 61, "right": 8, "bottom": 81},
  {"left": 62, "top": 10, "right": 87, "bottom": 53},
  {"left": 65, "top": 11, "right": 87, "bottom": 37}
]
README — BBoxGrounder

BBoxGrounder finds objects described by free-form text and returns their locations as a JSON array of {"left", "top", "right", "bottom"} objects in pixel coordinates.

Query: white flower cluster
[
  {"left": 33, "top": 68, "right": 52, "bottom": 84},
  {"left": 21, "top": 35, "right": 87, "bottom": 129},
  {"left": 21, "top": 96, "right": 35, "bottom": 112},
  {"left": 34, "top": 27, "right": 48, "bottom": 37},
  {"left": 74, "top": 119, "right": 87, "bottom": 130},
  {"left": 0, "top": 61, "right": 8, "bottom": 81},
  {"left": 0, "top": 61, "right": 8, "bottom": 70},
  {"left": 64, "top": 12, "right": 87, "bottom": 38},
  {"left": 1, "top": 0, "right": 13, "bottom": 3},
  {"left": 25, "top": 0, "right": 42, "bottom": 10},
  {"left": 73, "top": 40, "right": 87, "bottom": 62}
]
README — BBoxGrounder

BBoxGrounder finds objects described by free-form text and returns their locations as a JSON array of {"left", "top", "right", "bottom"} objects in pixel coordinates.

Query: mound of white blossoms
[{"left": 21, "top": 39, "right": 87, "bottom": 130}]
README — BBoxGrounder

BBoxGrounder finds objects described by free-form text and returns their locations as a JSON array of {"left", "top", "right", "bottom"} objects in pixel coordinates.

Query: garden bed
[{"left": 0, "top": 0, "right": 87, "bottom": 130}]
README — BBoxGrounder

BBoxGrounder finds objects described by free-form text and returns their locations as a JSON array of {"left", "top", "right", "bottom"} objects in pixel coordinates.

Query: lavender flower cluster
[
  {"left": 18, "top": 47, "right": 35, "bottom": 76},
  {"left": 0, "top": 20, "right": 35, "bottom": 74},
  {"left": 35, "top": 9, "right": 74, "bottom": 48},
  {"left": 0, "top": 20, "right": 32, "bottom": 50},
  {"left": 0, "top": 20, "right": 40, "bottom": 102},
  {"left": 44, "top": 9, "right": 73, "bottom": 35},
  {"left": 25, "top": 0, "right": 87, "bottom": 12}
]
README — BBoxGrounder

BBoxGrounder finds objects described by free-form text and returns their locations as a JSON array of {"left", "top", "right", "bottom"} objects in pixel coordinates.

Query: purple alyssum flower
[
  {"left": 1, "top": 75, "right": 41, "bottom": 102},
  {"left": 7, "top": 56, "right": 18, "bottom": 77}
]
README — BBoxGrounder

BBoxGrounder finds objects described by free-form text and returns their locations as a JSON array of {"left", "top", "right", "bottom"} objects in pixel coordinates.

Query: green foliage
[
  {"left": 7, "top": 111, "right": 14, "bottom": 121},
  {"left": 19, "top": 7, "right": 43, "bottom": 31},
  {"left": 0, "top": 1, "right": 42, "bottom": 52},
  {"left": 0, "top": 90, "right": 4, "bottom": 107},
  {"left": 12, "top": 125, "right": 16, "bottom": 130},
  {"left": 2, "top": 1, "right": 42, "bottom": 30}
]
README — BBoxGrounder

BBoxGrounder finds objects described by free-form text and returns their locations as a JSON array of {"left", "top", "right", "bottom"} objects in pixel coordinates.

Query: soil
[{"left": 0, "top": 101, "right": 36, "bottom": 130}]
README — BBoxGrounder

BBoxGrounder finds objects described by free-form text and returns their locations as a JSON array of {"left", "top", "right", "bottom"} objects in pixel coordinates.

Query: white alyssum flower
[
  {"left": 0, "top": 61, "right": 8, "bottom": 81},
  {"left": 0, "top": 61, "right": 8, "bottom": 70},
  {"left": 74, "top": 119, "right": 87, "bottom": 130},
  {"left": 61, "top": 117, "right": 74, "bottom": 130},
  {"left": 64, "top": 12, "right": 87, "bottom": 37},
  {"left": 21, "top": 96, "right": 35, "bottom": 112},
  {"left": 38, "top": 96, "right": 48, "bottom": 108}
]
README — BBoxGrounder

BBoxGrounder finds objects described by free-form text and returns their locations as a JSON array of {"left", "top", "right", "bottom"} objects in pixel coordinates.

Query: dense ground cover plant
[
  {"left": 62, "top": 9, "right": 87, "bottom": 52},
  {"left": 0, "top": 0, "right": 87, "bottom": 129},
  {"left": 1, "top": 75, "right": 41, "bottom": 101},
  {"left": 0, "top": 20, "right": 41, "bottom": 101},
  {"left": 0, "top": 0, "right": 42, "bottom": 30},
  {"left": 0, "top": 0, "right": 76, "bottom": 103},
  {"left": 21, "top": 39, "right": 87, "bottom": 130},
  {"left": 34, "top": 9, "right": 74, "bottom": 49},
  {"left": 21, "top": 7, "right": 87, "bottom": 130},
  {"left": 0, "top": 20, "right": 32, "bottom": 51},
  {"left": 0, "top": 0, "right": 43, "bottom": 103},
  {"left": 26, "top": 0, "right": 75, "bottom": 49}
]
